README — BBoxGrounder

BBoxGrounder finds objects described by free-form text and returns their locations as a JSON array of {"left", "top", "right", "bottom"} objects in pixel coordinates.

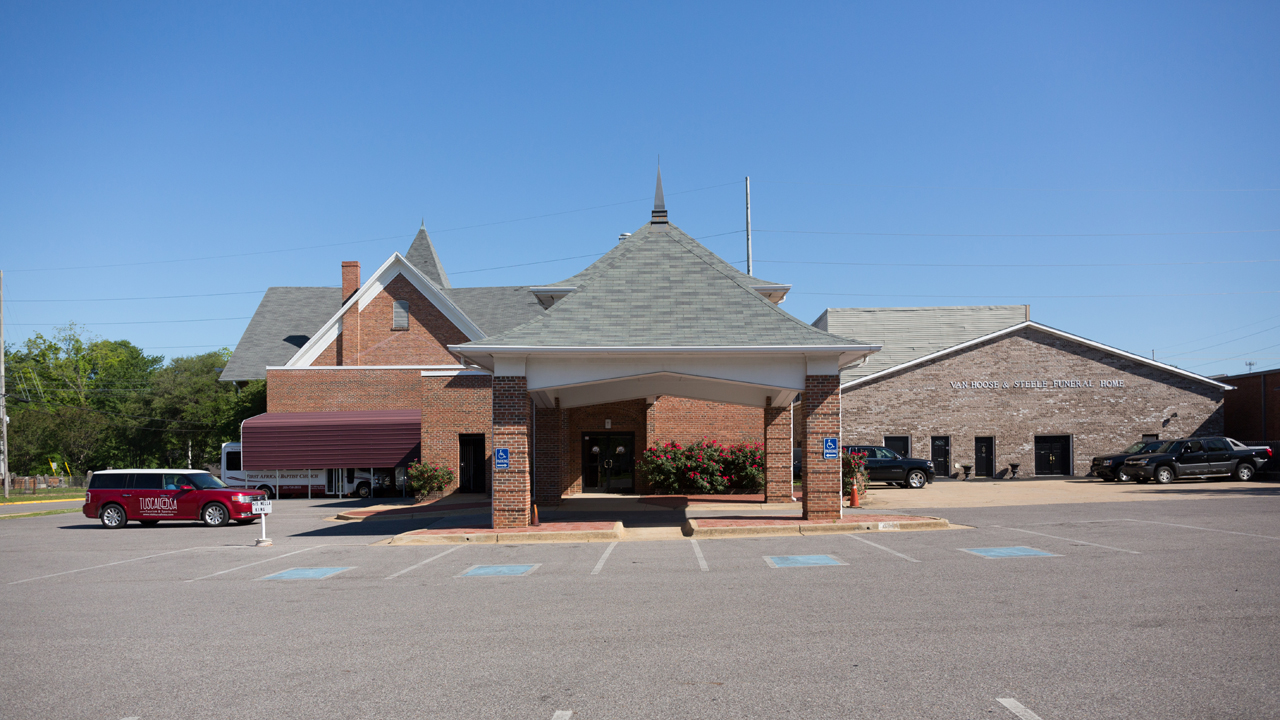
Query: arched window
[{"left": 392, "top": 300, "right": 409, "bottom": 330}]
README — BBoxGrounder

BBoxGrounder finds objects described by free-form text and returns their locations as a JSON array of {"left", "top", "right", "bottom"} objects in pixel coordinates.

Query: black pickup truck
[
  {"left": 1122, "top": 437, "right": 1273, "bottom": 484},
  {"left": 1091, "top": 440, "right": 1165, "bottom": 481}
]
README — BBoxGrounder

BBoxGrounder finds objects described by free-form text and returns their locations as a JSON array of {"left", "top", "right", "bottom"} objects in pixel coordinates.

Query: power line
[
  {"left": 8, "top": 316, "right": 251, "bottom": 327},
  {"left": 795, "top": 290, "right": 1280, "bottom": 300},
  {"left": 751, "top": 258, "right": 1280, "bottom": 269},
  {"left": 7, "top": 291, "right": 266, "bottom": 304},
  {"left": 756, "top": 228, "right": 1280, "bottom": 239},
  {"left": 755, "top": 179, "right": 1280, "bottom": 193},
  {"left": 1155, "top": 313, "right": 1280, "bottom": 351},
  {"left": 1163, "top": 324, "right": 1280, "bottom": 359},
  {"left": 1189, "top": 340, "right": 1280, "bottom": 369}
]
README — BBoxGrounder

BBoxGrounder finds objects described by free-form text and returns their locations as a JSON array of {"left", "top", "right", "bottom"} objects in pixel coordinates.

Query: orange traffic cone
[
  {"left": 850, "top": 484, "right": 860, "bottom": 508},
  {"left": 531, "top": 504, "right": 540, "bottom": 526}
]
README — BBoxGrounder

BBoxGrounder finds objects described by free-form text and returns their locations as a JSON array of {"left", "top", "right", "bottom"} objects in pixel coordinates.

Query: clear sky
[{"left": 2, "top": 2, "right": 1277, "bottom": 377}]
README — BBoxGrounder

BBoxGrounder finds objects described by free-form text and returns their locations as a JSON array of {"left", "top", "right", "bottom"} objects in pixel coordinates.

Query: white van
[{"left": 220, "top": 442, "right": 373, "bottom": 498}]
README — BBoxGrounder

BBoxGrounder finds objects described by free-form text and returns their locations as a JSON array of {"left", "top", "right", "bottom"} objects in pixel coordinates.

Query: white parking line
[
  {"left": 690, "top": 539, "right": 709, "bottom": 571},
  {"left": 9, "top": 546, "right": 206, "bottom": 585},
  {"left": 591, "top": 541, "right": 618, "bottom": 575},
  {"left": 385, "top": 545, "right": 464, "bottom": 579},
  {"left": 552, "top": 711, "right": 573, "bottom": 720},
  {"left": 844, "top": 533, "right": 921, "bottom": 562},
  {"left": 1124, "top": 518, "right": 1280, "bottom": 541},
  {"left": 993, "top": 526, "right": 1141, "bottom": 554},
  {"left": 997, "top": 698, "right": 1044, "bottom": 720},
  {"left": 186, "top": 545, "right": 325, "bottom": 582}
]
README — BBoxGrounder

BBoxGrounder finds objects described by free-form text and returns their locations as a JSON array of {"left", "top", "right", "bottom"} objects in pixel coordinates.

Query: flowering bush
[
  {"left": 407, "top": 460, "right": 456, "bottom": 499},
  {"left": 842, "top": 448, "right": 869, "bottom": 499},
  {"left": 638, "top": 439, "right": 765, "bottom": 494}
]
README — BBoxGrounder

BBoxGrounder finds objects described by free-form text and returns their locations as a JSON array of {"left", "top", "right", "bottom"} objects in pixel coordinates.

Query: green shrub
[
  {"left": 407, "top": 460, "right": 455, "bottom": 497},
  {"left": 637, "top": 439, "right": 765, "bottom": 494}
]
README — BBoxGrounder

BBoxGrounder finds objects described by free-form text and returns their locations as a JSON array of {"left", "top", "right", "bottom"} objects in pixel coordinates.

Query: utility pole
[
  {"left": 1, "top": 270, "right": 9, "bottom": 499},
  {"left": 745, "top": 176, "right": 753, "bottom": 277}
]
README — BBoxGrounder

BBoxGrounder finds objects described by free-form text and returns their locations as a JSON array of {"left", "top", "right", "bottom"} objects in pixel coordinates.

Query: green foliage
[
  {"left": 637, "top": 440, "right": 765, "bottom": 495},
  {"left": 842, "top": 448, "right": 869, "bottom": 499},
  {"left": 407, "top": 461, "right": 456, "bottom": 497},
  {"left": 4, "top": 324, "right": 256, "bottom": 475}
]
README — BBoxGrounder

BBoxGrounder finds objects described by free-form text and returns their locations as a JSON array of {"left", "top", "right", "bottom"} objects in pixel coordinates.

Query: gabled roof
[
  {"left": 443, "top": 286, "right": 545, "bottom": 335},
  {"left": 219, "top": 287, "right": 342, "bottom": 382},
  {"left": 405, "top": 223, "right": 451, "bottom": 288},
  {"left": 840, "top": 320, "right": 1235, "bottom": 391},
  {"left": 285, "top": 253, "right": 485, "bottom": 367},
  {"left": 454, "top": 220, "right": 871, "bottom": 350},
  {"left": 816, "top": 306, "right": 1028, "bottom": 384}
]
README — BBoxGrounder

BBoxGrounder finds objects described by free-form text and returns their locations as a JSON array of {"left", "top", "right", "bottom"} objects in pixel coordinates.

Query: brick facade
[
  {"left": 267, "top": 368, "right": 421, "bottom": 413},
  {"left": 646, "top": 396, "right": 762, "bottom": 447},
  {"left": 802, "top": 374, "right": 842, "bottom": 520},
  {"left": 1222, "top": 370, "right": 1279, "bottom": 443},
  {"left": 534, "top": 400, "right": 567, "bottom": 504},
  {"left": 564, "top": 400, "right": 648, "bottom": 495},
  {"left": 421, "top": 374, "right": 492, "bottom": 494},
  {"left": 841, "top": 327, "right": 1225, "bottom": 477},
  {"left": 764, "top": 398, "right": 793, "bottom": 503},
  {"left": 491, "top": 376, "right": 531, "bottom": 528}
]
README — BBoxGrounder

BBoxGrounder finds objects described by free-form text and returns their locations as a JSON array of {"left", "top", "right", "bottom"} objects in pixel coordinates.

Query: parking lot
[{"left": 3, "top": 491, "right": 1279, "bottom": 720}]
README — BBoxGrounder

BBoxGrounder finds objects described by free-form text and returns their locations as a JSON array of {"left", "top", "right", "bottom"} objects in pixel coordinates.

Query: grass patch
[
  {"left": 0, "top": 508, "right": 81, "bottom": 520},
  {"left": 0, "top": 489, "right": 85, "bottom": 505}
]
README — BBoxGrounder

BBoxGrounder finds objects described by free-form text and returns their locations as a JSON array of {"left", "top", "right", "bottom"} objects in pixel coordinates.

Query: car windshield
[
  {"left": 1122, "top": 442, "right": 1148, "bottom": 453},
  {"left": 186, "top": 473, "right": 227, "bottom": 489},
  {"left": 1142, "top": 441, "right": 1163, "bottom": 453}
]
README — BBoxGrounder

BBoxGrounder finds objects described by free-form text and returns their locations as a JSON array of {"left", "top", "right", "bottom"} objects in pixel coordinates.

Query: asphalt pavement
[{"left": 2, "top": 494, "right": 1278, "bottom": 719}]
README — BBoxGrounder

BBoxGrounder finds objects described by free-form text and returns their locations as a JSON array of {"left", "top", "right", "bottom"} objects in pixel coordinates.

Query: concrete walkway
[{"left": 862, "top": 475, "right": 1280, "bottom": 510}]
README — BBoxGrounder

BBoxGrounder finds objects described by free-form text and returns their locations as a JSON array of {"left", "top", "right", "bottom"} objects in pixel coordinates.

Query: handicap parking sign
[
  {"left": 495, "top": 447, "right": 510, "bottom": 470},
  {"left": 823, "top": 438, "right": 839, "bottom": 459}
]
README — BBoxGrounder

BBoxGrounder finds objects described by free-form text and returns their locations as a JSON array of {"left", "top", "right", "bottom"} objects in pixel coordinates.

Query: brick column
[
  {"left": 803, "top": 374, "right": 841, "bottom": 520},
  {"left": 764, "top": 397, "right": 792, "bottom": 504},
  {"left": 492, "top": 376, "right": 530, "bottom": 528},
  {"left": 534, "top": 399, "right": 565, "bottom": 505}
]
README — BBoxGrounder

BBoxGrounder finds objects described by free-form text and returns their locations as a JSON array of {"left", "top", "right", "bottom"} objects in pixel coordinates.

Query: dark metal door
[
  {"left": 975, "top": 437, "right": 995, "bottom": 477},
  {"left": 931, "top": 437, "right": 951, "bottom": 477},
  {"left": 1034, "top": 436, "right": 1071, "bottom": 476},
  {"left": 883, "top": 436, "right": 910, "bottom": 458},
  {"left": 582, "top": 433, "right": 636, "bottom": 493},
  {"left": 458, "top": 434, "right": 486, "bottom": 493}
]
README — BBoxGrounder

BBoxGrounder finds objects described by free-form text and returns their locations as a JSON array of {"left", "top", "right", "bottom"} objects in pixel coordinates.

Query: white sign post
[{"left": 252, "top": 499, "right": 273, "bottom": 546}]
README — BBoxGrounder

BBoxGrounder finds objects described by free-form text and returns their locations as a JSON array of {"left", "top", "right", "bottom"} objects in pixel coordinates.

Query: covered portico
[{"left": 452, "top": 172, "right": 879, "bottom": 529}]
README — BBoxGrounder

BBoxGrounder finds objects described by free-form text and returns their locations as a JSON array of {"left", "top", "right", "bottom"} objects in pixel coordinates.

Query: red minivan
[{"left": 83, "top": 469, "right": 267, "bottom": 529}]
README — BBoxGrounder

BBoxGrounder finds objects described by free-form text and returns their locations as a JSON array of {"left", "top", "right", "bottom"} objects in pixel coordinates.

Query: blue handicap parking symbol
[
  {"left": 960, "top": 547, "right": 1060, "bottom": 559},
  {"left": 459, "top": 564, "right": 539, "bottom": 577},
  {"left": 764, "top": 555, "right": 847, "bottom": 568},
  {"left": 259, "top": 567, "right": 353, "bottom": 580},
  {"left": 494, "top": 447, "right": 510, "bottom": 469},
  {"left": 823, "top": 438, "right": 839, "bottom": 459}
]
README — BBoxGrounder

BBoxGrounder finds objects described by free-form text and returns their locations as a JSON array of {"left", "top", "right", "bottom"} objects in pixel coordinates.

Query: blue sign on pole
[
  {"left": 823, "top": 438, "right": 839, "bottom": 460},
  {"left": 495, "top": 448, "right": 510, "bottom": 470}
]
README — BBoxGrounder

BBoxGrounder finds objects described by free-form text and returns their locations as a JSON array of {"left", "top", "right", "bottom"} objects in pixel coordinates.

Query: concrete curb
[
  {"left": 335, "top": 507, "right": 485, "bottom": 522},
  {"left": 682, "top": 516, "right": 950, "bottom": 539},
  {"left": 390, "top": 522, "right": 624, "bottom": 546}
]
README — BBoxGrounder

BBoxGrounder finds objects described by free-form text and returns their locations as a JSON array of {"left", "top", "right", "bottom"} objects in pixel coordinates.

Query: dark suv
[
  {"left": 1090, "top": 440, "right": 1165, "bottom": 482},
  {"left": 846, "top": 446, "right": 935, "bottom": 489}
]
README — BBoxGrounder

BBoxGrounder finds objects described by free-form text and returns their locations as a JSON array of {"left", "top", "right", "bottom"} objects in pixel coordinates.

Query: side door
[
  {"left": 128, "top": 472, "right": 170, "bottom": 520},
  {"left": 1177, "top": 440, "right": 1211, "bottom": 476},
  {"left": 1202, "top": 438, "right": 1233, "bottom": 476},
  {"left": 879, "top": 448, "right": 907, "bottom": 482},
  {"left": 855, "top": 448, "right": 885, "bottom": 481},
  {"left": 164, "top": 473, "right": 202, "bottom": 519}
]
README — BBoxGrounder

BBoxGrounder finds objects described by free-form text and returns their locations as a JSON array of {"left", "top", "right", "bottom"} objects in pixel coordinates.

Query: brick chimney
[{"left": 342, "top": 261, "right": 361, "bottom": 302}]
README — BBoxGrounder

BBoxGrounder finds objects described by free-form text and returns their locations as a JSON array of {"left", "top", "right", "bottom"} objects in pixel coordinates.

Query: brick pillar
[
  {"left": 534, "top": 399, "right": 564, "bottom": 505},
  {"left": 764, "top": 397, "right": 792, "bottom": 504},
  {"left": 492, "top": 376, "right": 530, "bottom": 528},
  {"left": 803, "top": 374, "right": 841, "bottom": 520}
]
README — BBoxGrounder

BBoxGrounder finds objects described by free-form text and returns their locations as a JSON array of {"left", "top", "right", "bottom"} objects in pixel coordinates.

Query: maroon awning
[{"left": 241, "top": 410, "right": 422, "bottom": 470}]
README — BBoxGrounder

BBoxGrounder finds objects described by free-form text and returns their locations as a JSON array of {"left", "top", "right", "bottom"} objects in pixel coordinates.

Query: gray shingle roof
[
  {"left": 220, "top": 287, "right": 343, "bottom": 381},
  {"left": 405, "top": 224, "right": 451, "bottom": 288},
  {"left": 442, "top": 286, "right": 545, "bottom": 336},
  {"left": 814, "top": 306, "right": 1028, "bottom": 384},
  {"left": 459, "top": 221, "right": 862, "bottom": 347}
]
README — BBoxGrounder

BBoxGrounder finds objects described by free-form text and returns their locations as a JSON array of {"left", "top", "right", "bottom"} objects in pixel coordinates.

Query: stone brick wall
[
  {"left": 421, "top": 374, "right": 492, "bottom": 494},
  {"left": 647, "top": 396, "right": 762, "bottom": 447},
  {"left": 564, "top": 400, "right": 648, "bottom": 495},
  {"left": 267, "top": 368, "right": 421, "bottom": 412},
  {"left": 841, "top": 327, "right": 1225, "bottom": 477},
  {"left": 1222, "top": 370, "right": 1279, "bottom": 442},
  {"left": 803, "top": 375, "right": 841, "bottom": 520},
  {"left": 491, "top": 376, "right": 530, "bottom": 528},
  {"left": 533, "top": 402, "right": 567, "bottom": 504},
  {"left": 346, "top": 274, "right": 469, "bottom": 366},
  {"left": 764, "top": 399, "right": 793, "bottom": 503}
]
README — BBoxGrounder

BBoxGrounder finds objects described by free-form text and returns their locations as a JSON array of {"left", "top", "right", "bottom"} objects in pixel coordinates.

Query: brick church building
[{"left": 221, "top": 173, "right": 879, "bottom": 528}]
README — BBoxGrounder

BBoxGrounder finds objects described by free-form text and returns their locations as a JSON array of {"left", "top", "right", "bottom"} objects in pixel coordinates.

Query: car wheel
[
  {"left": 355, "top": 482, "right": 371, "bottom": 499},
  {"left": 1156, "top": 466, "right": 1175, "bottom": 484},
  {"left": 100, "top": 504, "right": 127, "bottom": 529},
  {"left": 140, "top": 520, "right": 160, "bottom": 526},
  {"left": 202, "top": 503, "right": 230, "bottom": 527},
  {"left": 906, "top": 470, "right": 928, "bottom": 489},
  {"left": 1116, "top": 468, "right": 1130, "bottom": 482},
  {"left": 256, "top": 485, "right": 276, "bottom": 500},
  {"left": 1233, "top": 463, "right": 1255, "bottom": 482}
]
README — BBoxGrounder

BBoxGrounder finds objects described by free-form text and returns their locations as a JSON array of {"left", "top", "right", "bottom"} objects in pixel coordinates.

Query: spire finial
[
  {"left": 652, "top": 165, "right": 668, "bottom": 224},
  {"left": 420, "top": 218, "right": 426, "bottom": 230}
]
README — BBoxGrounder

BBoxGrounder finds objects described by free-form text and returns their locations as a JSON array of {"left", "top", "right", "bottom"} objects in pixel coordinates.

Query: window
[
  {"left": 392, "top": 300, "right": 409, "bottom": 330},
  {"left": 89, "top": 473, "right": 127, "bottom": 489},
  {"left": 131, "top": 473, "right": 164, "bottom": 489},
  {"left": 1204, "top": 438, "right": 1230, "bottom": 452},
  {"left": 225, "top": 451, "right": 242, "bottom": 472}
]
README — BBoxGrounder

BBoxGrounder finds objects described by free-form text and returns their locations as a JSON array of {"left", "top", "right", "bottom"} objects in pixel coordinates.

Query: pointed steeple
[
  {"left": 651, "top": 166, "right": 668, "bottom": 224},
  {"left": 405, "top": 223, "right": 451, "bottom": 288}
]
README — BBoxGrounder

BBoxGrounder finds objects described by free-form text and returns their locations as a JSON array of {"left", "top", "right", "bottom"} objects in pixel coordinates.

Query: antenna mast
[
  {"left": 745, "top": 176, "right": 753, "bottom": 276},
  {"left": 1, "top": 269, "right": 9, "bottom": 499}
]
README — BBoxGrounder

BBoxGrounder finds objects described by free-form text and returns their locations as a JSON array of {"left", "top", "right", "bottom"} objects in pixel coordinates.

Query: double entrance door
[
  {"left": 1034, "top": 435, "right": 1072, "bottom": 476},
  {"left": 582, "top": 432, "right": 635, "bottom": 493}
]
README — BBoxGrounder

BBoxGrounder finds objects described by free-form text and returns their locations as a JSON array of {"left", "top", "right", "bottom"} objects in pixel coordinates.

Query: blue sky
[{"left": 2, "top": 2, "right": 1277, "bottom": 377}]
